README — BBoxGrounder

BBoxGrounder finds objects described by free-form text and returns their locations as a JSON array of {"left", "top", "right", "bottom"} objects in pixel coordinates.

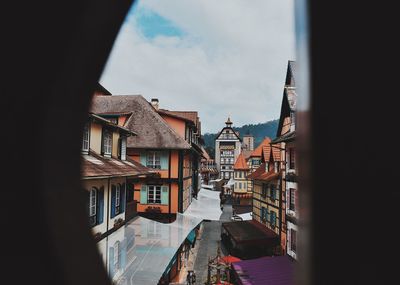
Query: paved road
[{"left": 192, "top": 196, "right": 233, "bottom": 284}]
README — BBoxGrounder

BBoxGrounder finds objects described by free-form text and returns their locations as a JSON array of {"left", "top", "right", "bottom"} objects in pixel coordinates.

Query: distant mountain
[{"left": 202, "top": 119, "right": 279, "bottom": 158}]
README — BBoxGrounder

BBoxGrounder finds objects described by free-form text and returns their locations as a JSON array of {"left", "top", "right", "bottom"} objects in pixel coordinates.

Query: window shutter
[
  {"left": 111, "top": 185, "right": 116, "bottom": 218},
  {"left": 97, "top": 186, "right": 104, "bottom": 224},
  {"left": 140, "top": 185, "right": 148, "bottom": 204},
  {"left": 109, "top": 247, "right": 115, "bottom": 278},
  {"left": 121, "top": 137, "right": 127, "bottom": 161},
  {"left": 161, "top": 185, "right": 169, "bottom": 205},
  {"left": 160, "top": 152, "right": 169, "bottom": 170},
  {"left": 140, "top": 152, "right": 147, "bottom": 166},
  {"left": 120, "top": 183, "right": 126, "bottom": 213},
  {"left": 260, "top": 207, "right": 263, "bottom": 220}
]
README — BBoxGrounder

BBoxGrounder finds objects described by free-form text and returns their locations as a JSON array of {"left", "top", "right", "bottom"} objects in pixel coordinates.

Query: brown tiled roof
[
  {"left": 271, "top": 144, "right": 281, "bottom": 161},
  {"left": 90, "top": 95, "right": 191, "bottom": 150},
  {"left": 254, "top": 171, "right": 281, "bottom": 182},
  {"left": 201, "top": 146, "right": 211, "bottom": 160},
  {"left": 89, "top": 113, "right": 135, "bottom": 135},
  {"left": 251, "top": 137, "right": 271, "bottom": 157},
  {"left": 96, "top": 111, "right": 133, "bottom": 116},
  {"left": 247, "top": 162, "right": 267, "bottom": 179},
  {"left": 271, "top": 131, "right": 296, "bottom": 144},
  {"left": 82, "top": 151, "right": 158, "bottom": 179},
  {"left": 234, "top": 153, "right": 249, "bottom": 170},
  {"left": 262, "top": 145, "right": 271, "bottom": 162},
  {"left": 158, "top": 109, "right": 195, "bottom": 124}
]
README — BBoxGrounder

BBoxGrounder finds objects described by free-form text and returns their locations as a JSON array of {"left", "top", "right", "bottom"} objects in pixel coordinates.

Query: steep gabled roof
[
  {"left": 277, "top": 60, "right": 297, "bottom": 137},
  {"left": 215, "top": 126, "right": 242, "bottom": 141},
  {"left": 234, "top": 153, "right": 249, "bottom": 170},
  {"left": 271, "top": 144, "right": 281, "bottom": 162},
  {"left": 250, "top": 137, "right": 271, "bottom": 157},
  {"left": 90, "top": 95, "right": 191, "bottom": 149}
]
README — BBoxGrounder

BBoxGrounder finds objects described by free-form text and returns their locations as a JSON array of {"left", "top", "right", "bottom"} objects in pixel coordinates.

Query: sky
[{"left": 100, "top": 0, "right": 296, "bottom": 133}]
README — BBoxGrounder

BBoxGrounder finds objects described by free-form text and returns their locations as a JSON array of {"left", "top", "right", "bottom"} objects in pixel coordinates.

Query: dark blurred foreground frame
[
  {"left": 2, "top": 1, "right": 400, "bottom": 285},
  {"left": 1, "top": 1, "right": 133, "bottom": 285}
]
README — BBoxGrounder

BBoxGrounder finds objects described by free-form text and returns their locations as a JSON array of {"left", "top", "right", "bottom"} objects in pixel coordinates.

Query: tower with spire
[{"left": 215, "top": 116, "right": 242, "bottom": 181}]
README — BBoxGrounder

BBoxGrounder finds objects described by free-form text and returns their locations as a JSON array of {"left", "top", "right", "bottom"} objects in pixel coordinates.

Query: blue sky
[
  {"left": 101, "top": 0, "right": 296, "bottom": 133},
  {"left": 132, "top": 5, "right": 185, "bottom": 39}
]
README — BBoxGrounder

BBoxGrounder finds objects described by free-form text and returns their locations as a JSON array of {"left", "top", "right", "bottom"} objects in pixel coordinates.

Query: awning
[
  {"left": 232, "top": 193, "right": 252, "bottom": 199},
  {"left": 186, "top": 229, "right": 196, "bottom": 244},
  {"left": 231, "top": 255, "right": 294, "bottom": 285},
  {"left": 222, "top": 220, "right": 279, "bottom": 246},
  {"left": 102, "top": 189, "right": 222, "bottom": 285}
]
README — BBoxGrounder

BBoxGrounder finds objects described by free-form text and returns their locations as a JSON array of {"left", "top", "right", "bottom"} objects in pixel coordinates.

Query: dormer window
[
  {"left": 82, "top": 122, "right": 89, "bottom": 153},
  {"left": 102, "top": 129, "right": 112, "bottom": 157}
]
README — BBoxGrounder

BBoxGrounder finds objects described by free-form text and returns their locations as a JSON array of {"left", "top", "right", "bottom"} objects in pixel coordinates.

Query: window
[
  {"left": 289, "top": 188, "right": 296, "bottom": 211},
  {"left": 289, "top": 148, "right": 295, "bottom": 170},
  {"left": 270, "top": 211, "right": 276, "bottom": 228},
  {"left": 82, "top": 122, "right": 89, "bottom": 152},
  {"left": 239, "top": 182, "right": 242, "bottom": 189},
  {"left": 108, "top": 117, "right": 118, "bottom": 124},
  {"left": 89, "top": 188, "right": 97, "bottom": 226},
  {"left": 148, "top": 185, "right": 161, "bottom": 204},
  {"left": 275, "top": 161, "right": 280, "bottom": 172},
  {"left": 261, "top": 206, "right": 266, "bottom": 221},
  {"left": 270, "top": 184, "right": 276, "bottom": 200},
  {"left": 239, "top": 171, "right": 243, "bottom": 178},
  {"left": 262, "top": 184, "right": 268, "bottom": 198},
  {"left": 115, "top": 184, "right": 121, "bottom": 215},
  {"left": 291, "top": 229, "right": 297, "bottom": 252},
  {"left": 265, "top": 162, "right": 269, "bottom": 171},
  {"left": 147, "top": 151, "right": 161, "bottom": 169},
  {"left": 102, "top": 129, "right": 112, "bottom": 156}
]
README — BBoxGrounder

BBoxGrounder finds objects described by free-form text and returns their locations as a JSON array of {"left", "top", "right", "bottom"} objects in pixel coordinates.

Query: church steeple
[{"left": 225, "top": 116, "right": 233, "bottom": 127}]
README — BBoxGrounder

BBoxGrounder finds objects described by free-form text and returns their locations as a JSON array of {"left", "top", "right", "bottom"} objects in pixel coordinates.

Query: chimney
[{"left": 151, "top": 98, "right": 159, "bottom": 110}]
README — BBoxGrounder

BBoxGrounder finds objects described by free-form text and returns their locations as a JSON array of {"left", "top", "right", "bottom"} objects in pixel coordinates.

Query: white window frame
[
  {"left": 147, "top": 151, "right": 161, "bottom": 169},
  {"left": 120, "top": 137, "right": 127, "bottom": 161},
  {"left": 147, "top": 185, "right": 162, "bottom": 204},
  {"left": 82, "top": 122, "right": 89, "bottom": 152},
  {"left": 103, "top": 129, "right": 112, "bottom": 156}
]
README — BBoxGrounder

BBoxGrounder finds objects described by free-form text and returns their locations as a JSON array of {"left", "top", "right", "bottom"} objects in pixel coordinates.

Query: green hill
[{"left": 202, "top": 119, "right": 279, "bottom": 158}]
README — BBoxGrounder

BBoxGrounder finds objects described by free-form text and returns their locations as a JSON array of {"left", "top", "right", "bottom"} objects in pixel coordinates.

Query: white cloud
[{"left": 100, "top": 0, "right": 295, "bottom": 133}]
